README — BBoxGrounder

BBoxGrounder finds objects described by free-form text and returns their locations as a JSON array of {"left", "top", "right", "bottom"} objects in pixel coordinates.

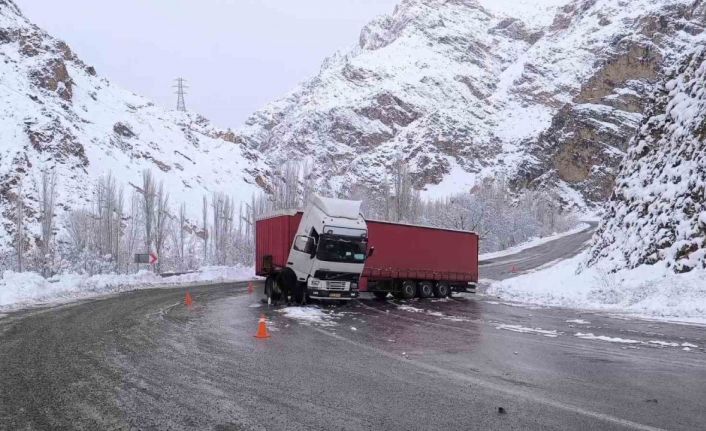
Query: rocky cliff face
[
  {"left": 0, "top": 1, "right": 268, "bottom": 250},
  {"left": 588, "top": 46, "right": 706, "bottom": 273},
  {"left": 239, "top": 0, "right": 705, "bottom": 207}
]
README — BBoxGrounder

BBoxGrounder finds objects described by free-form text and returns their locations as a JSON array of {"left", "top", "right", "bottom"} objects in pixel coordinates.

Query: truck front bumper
[{"left": 307, "top": 289, "right": 359, "bottom": 300}]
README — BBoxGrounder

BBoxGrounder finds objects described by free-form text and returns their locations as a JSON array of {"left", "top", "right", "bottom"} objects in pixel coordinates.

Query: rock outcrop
[{"left": 589, "top": 46, "right": 706, "bottom": 273}]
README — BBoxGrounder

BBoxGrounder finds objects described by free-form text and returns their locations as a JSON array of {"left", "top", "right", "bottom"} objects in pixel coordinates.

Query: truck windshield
[{"left": 316, "top": 235, "right": 367, "bottom": 264}]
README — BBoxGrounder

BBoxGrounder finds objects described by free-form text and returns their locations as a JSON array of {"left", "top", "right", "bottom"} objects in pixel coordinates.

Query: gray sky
[{"left": 15, "top": 0, "right": 398, "bottom": 128}]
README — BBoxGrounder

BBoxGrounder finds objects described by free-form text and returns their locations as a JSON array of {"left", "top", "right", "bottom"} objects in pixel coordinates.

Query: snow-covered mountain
[
  {"left": 588, "top": 46, "right": 706, "bottom": 273},
  {"left": 0, "top": 1, "right": 268, "bottom": 251},
  {"left": 239, "top": 0, "right": 705, "bottom": 207}
]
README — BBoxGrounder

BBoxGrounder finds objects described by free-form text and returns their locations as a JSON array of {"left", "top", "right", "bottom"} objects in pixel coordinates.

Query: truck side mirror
[{"left": 368, "top": 246, "right": 375, "bottom": 258}]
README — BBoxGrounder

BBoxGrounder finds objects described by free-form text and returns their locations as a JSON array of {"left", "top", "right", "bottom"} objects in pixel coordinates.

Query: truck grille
[{"left": 327, "top": 281, "right": 347, "bottom": 291}]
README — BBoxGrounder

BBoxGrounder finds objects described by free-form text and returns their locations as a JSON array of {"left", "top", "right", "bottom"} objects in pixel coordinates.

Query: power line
[{"left": 173, "top": 77, "right": 188, "bottom": 112}]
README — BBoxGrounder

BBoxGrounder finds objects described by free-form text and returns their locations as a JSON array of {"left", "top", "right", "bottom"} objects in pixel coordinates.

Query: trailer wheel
[
  {"left": 372, "top": 291, "right": 389, "bottom": 300},
  {"left": 418, "top": 281, "right": 433, "bottom": 299},
  {"left": 400, "top": 280, "right": 417, "bottom": 300},
  {"left": 433, "top": 281, "right": 450, "bottom": 298}
]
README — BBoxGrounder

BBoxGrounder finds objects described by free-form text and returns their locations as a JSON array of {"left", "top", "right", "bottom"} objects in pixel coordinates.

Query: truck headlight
[
  {"left": 351, "top": 282, "right": 358, "bottom": 290},
  {"left": 308, "top": 278, "right": 326, "bottom": 288}
]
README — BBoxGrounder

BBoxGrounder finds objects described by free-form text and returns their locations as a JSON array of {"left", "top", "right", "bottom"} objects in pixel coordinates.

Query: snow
[
  {"left": 312, "top": 194, "right": 362, "bottom": 219},
  {"left": 278, "top": 306, "right": 337, "bottom": 327},
  {"left": 476, "top": 0, "right": 571, "bottom": 28},
  {"left": 0, "top": 266, "right": 255, "bottom": 312},
  {"left": 574, "top": 333, "right": 697, "bottom": 349},
  {"left": 574, "top": 333, "right": 641, "bottom": 344},
  {"left": 420, "top": 159, "right": 479, "bottom": 199},
  {"left": 495, "top": 324, "right": 561, "bottom": 337},
  {"left": 566, "top": 319, "right": 590, "bottom": 325},
  {"left": 479, "top": 223, "right": 591, "bottom": 260},
  {"left": 487, "top": 251, "right": 706, "bottom": 324},
  {"left": 396, "top": 304, "right": 470, "bottom": 322}
]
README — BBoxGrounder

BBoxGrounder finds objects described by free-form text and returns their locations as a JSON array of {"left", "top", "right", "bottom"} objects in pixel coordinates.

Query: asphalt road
[
  {"left": 1, "top": 225, "right": 705, "bottom": 431},
  {"left": 479, "top": 222, "right": 598, "bottom": 280}
]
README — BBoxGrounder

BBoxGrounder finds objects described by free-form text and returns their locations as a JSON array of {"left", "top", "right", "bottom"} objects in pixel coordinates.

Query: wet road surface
[{"left": 1, "top": 224, "right": 705, "bottom": 430}]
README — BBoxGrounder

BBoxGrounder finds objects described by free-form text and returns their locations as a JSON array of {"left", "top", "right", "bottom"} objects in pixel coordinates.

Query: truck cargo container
[
  {"left": 361, "top": 220, "right": 479, "bottom": 300},
  {"left": 255, "top": 199, "right": 479, "bottom": 302}
]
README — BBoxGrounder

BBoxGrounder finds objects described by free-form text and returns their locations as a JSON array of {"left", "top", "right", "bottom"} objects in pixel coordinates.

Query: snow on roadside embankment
[
  {"left": 0, "top": 266, "right": 255, "bottom": 312},
  {"left": 486, "top": 251, "right": 706, "bottom": 324}
]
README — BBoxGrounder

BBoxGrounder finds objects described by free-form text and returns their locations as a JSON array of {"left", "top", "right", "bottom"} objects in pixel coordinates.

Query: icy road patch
[
  {"left": 278, "top": 306, "right": 338, "bottom": 327},
  {"left": 496, "top": 324, "right": 561, "bottom": 337}
]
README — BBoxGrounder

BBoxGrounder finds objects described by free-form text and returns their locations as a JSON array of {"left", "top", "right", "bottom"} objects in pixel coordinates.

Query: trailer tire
[
  {"left": 372, "top": 291, "right": 389, "bottom": 300},
  {"left": 400, "top": 280, "right": 417, "bottom": 300},
  {"left": 433, "top": 281, "right": 450, "bottom": 298},
  {"left": 418, "top": 281, "right": 433, "bottom": 299}
]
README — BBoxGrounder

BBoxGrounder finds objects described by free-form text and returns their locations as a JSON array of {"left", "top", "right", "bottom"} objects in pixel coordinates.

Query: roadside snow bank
[
  {"left": 487, "top": 252, "right": 706, "bottom": 324},
  {"left": 0, "top": 266, "right": 255, "bottom": 312},
  {"left": 479, "top": 223, "right": 591, "bottom": 261}
]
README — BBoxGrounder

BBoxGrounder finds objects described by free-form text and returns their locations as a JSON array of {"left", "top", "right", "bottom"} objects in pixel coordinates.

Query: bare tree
[
  {"left": 39, "top": 169, "right": 58, "bottom": 276},
  {"left": 15, "top": 179, "right": 24, "bottom": 272},
  {"left": 202, "top": 195, "right": 208, "bottom": 264},
  {"left": 153, "top": 182, "right": 170, "bottom": 273},
  {"left": 141, "top": 170, "right": 156, "bottom": 255},
  {"left": 176, "top": 203, "right": 187, "bottom": 271}
]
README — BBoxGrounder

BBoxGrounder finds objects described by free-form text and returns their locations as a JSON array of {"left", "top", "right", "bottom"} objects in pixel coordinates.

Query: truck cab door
[{"left": 288, "top": 235, "right": 316, "bottom": 282}]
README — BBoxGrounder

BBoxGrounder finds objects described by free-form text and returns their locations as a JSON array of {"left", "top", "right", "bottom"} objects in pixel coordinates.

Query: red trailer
[
  {"left": 255, "top": 211, "right": 303, "bottom": 277},
  {"left": 361, "top": 220, "right": 479, "bottom": 300},
  {"left": 256, "top": 212, "right": 479, "bottom": 300}
]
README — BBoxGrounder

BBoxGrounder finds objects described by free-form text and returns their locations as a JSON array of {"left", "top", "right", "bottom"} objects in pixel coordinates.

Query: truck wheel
[
  {"left": 433, "top": 281, "right": 450, "bottom": 298},
  {"left": 400, "top": 280, "right": 417, "bottom": 300},
  {"left": 265, "top": 275, "right": 282, "bottom": 304},
  {"left": 373, "top": 291, "right": 389, "bottom": 300},
  {"left": 278, "top": 268, "right": 298, "bottom": 304},
  {"left": 418, "top": 281, "right": 433, "bottom": 299},
  {"left": 292, "top": 281, "right": 307, "bottom": 305}
]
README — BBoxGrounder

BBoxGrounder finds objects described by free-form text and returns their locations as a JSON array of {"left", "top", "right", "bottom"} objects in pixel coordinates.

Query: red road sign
[{"left": 149, "top": 252, "right": 158, "bottom": 265}]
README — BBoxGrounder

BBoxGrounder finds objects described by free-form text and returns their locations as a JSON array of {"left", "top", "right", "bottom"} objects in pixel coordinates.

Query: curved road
[{"left": 1, "top": 225, "right": 705, "bottom": 430}]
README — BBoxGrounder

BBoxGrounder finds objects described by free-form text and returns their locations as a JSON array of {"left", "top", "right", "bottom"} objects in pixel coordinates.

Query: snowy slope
[
  {"left": 239, "top": 0, "right": 705, "bottom": 207},
  {"left": 0, "top": 1, "right": 268, "bottom": 252},
  {"left": 589, "top": 46, "right": 706, "bottom": 273},
  {"left": 487, "top": 46, "right": 706, "bottom": 323}
]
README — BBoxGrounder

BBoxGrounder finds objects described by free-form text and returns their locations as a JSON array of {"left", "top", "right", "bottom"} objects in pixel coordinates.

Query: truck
[
  {"left": 255, "top": 195, "right": 369, "bottom": 304},
  {"left": 255, "top": 195, "right": 479, "bottom": 304}
]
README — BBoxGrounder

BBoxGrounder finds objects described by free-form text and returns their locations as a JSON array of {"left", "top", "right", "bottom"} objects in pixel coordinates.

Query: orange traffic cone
[
  {"left": 254, "top": 314, "right": 270, "bottom": 339},
  {"left": 248, "top": 281, "right": 254, "bottom": 295},
  {"left": 185, "top": 291, "right": 193, "bottom": 307}
]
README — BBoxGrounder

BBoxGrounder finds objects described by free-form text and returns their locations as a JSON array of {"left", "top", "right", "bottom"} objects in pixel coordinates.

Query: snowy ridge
[
  {"left": 589, "top": 46, "right": 706, "bottom": 273},
  {"left": 238, "top": 0, "right": 705, "bottom": 208},
  {"left": 0, "top": 1, "right": 268, "bottom": 252}
]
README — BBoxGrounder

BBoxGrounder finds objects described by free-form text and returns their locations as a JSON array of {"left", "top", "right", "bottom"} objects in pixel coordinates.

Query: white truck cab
[{"left": 288, "top": 195, "right": 368, "bottom": 301}]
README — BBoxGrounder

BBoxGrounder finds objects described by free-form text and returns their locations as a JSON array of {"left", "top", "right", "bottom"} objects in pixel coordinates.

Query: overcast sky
[{"left": 15, "top": 0, "right": 398, "bottom": 128}]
